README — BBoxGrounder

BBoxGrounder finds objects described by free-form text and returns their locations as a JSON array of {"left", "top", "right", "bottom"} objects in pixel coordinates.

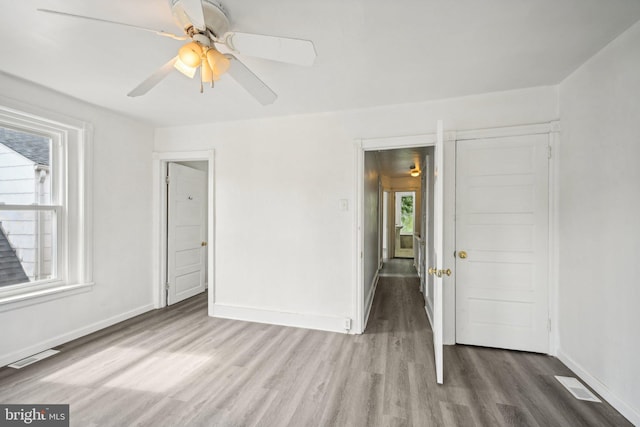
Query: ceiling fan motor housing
[{"left": 169, "top": 0, "right": 230, "bottom": 36}]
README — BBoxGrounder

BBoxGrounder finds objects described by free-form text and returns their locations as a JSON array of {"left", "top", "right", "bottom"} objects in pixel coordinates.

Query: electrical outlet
[{"left": 344, "top": 318, "right": 352, "bottom": 330}]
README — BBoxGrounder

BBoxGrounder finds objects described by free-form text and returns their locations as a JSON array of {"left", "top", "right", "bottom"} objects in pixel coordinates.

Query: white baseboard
[
  {"left": 557, "top": 349, "right": 639, "bottom": 426},
  {"left": 211, "top": 303, "right": 349, "bottom": 334},
  {"left": 1, "top": 304, "right": 155, "bottom": 368},
  {"left": 363, "top": 270, "right": 380, "bottom": 331}
]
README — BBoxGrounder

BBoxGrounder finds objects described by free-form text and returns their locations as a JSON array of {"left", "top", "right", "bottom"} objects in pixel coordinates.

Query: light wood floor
[{"left": 0, "top": 276, "right": 631, "bottom": 426}]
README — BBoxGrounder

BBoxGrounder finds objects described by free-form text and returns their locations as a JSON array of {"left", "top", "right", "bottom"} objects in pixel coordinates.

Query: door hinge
[
  {"left": 165, "top": 282, "right": 170, "bottom": 290},
  {"left": 547, "top": 145, "right": 552, "bottom": 159},
  {"left": 165, "top": 175, "right": 170, "bottom": 184}
]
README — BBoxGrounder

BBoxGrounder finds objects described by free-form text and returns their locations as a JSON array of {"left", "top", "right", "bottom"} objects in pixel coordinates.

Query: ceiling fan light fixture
[
  {"left": 410, "top": 169, "right": 420, "bottom": 177},
  {"left": 206, "top": 48, "right": 230, "bottom": 75},
  {"left": 178, "top": 41, "right": 203, "bottom": 68},
  {"left": 200, "top": 60, "right": 220, "bottom": 83},
  {"left": 174, "top": 57, "right": 198, "bottom": 78}
]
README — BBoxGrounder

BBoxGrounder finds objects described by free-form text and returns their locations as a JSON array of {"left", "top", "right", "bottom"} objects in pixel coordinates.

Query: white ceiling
[{"left": 1, "top": 0, "right": 640, "bottom": 127}]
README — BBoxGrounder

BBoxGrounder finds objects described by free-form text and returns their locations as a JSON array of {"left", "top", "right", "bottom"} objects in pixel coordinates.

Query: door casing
[
  {"left": 454, "top": 123, "right": 560, "bottom": 354},
  {"left": 152, "top": 150, "right": 215, "bottom": 316},
  {"left": 354, "top": 121, "right": 560, "bottom": 355},
  {"left": 455, "top": 134, "right": 550, "bottom": 353}
]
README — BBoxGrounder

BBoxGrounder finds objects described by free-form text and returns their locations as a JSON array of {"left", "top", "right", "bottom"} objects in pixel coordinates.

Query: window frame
[{"left": 0, "top": 97, "right": 93, "bottom": 310}]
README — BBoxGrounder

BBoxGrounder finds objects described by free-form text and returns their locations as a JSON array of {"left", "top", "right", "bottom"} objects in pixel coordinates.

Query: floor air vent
[
  {"left": 555, "top": 376, "right": 601, "bottom": 402},
  {"left": 8, "top": 349, "right": 59, "bottom": 369}
]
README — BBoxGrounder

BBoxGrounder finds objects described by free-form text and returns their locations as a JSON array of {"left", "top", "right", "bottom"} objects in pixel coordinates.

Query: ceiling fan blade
[
  {"left": 223, "top": 32, "right": 316, "bottom": 66},
  {"left": 127, "top": 56, "right": 178, "bottom": 97},
  {"left": 179, "top": 0, "right": 206, "bottom": 31},
  {"left": 37, "top": 9, "right": 186, "bottom": 40},
  {"left": 225, "top": 55, "right": 277, "bottom": 105}
]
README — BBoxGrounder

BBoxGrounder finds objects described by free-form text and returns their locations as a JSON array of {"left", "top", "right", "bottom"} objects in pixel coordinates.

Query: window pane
[
  {"left": 0, "top": 209, "right": 56, "bottom": 286},
  {"left": 400, "top": 195, "right": 414, "bottom": 234},
  {"left": 0, "top": 127, "right": 52, "bottom": 205}
]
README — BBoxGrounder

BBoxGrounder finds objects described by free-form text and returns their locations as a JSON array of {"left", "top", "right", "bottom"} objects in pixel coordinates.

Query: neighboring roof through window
[
  {"left": 0, "top": 227, "right": 29, "bottom": 287},
  {"left": 0, "top": 127, "right": 49, "bottom": 166}
]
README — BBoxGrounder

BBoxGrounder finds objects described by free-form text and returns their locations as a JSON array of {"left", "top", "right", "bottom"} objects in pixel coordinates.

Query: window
[
  {"left": 0, "top": 127, "right": 57, "bottom": 286},
  {"left": 395, "top": 192, "right": 414, "bottom": 235},
  {"left": 0, "top": 100, "right": 93, "bottom": 307},
  {"left": 400, "top": 194, "right": 414, "bottom": 234}
]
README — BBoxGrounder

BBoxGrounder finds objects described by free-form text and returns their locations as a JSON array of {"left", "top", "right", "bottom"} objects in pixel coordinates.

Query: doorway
[
  {"left": 152, "top": 150, "right": 215, "bottom": 315},
  {"left": 357, "top": 141, "right": 434, "bottom": 334},
  {"left": 166, "top": 161, "right": 208, "bottom": 305}
]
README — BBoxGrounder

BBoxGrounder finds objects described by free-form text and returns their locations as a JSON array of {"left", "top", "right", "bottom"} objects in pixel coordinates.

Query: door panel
[
  {"left": 456, "top": 134, "right": 549, "bottom": 353},
  {"left": 432, "top": 120, "right": 445, "bottom": 384},
  {"left": 167, "top": 163, "right": 207, "bottom": 305}
]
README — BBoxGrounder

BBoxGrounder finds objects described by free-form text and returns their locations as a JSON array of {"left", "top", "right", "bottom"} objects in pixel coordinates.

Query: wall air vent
[
  {"left": 8, "top": 349, "right": 59, "bottom": 369},
  {"left": 555, "top": 376, "right": 601, "bottom": 402}
]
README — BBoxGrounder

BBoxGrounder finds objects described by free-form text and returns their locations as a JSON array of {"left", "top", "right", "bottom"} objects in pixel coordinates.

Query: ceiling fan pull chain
[{"left": 200, "top": 81, "right": 203, "bottom": 93}]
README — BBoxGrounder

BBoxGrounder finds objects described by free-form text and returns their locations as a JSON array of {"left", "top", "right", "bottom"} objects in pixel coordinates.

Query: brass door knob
[
  {"left": 442, "top": 268, "right": 451, "bottom": 277},
  {"left": 201, "top": 241, "right": 208, "bottom": 247},
  {"left": 458, "top": 250, "right": 467, "bottom": 259},
  {"left": 428, "top": 267, "right": 437, "bottom": 276}
]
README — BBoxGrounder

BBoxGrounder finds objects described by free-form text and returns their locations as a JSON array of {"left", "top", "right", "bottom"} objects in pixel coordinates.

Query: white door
[
  {"left": 431, "top": 120, "right": 446, "bottom": 384},
  {"left": 455, "top": 134, "right": 549, "bottom": 353},
  {"left": 167, "top": 163, "right": 207, "bottom": 305}
]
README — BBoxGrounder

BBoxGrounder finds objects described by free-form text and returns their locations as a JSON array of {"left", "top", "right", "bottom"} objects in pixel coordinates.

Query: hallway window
[{"left": 400, "top": 194, "right": 414, "bottom": 234}]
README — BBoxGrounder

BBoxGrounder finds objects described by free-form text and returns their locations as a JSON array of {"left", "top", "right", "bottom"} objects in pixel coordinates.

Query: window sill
[{"left": 0, "top": 282, "right": 95, "bottom": 313}]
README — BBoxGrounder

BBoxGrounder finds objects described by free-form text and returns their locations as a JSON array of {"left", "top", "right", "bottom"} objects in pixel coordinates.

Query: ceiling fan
[{"left": 38, "top": 0, "right": 317, "bottom": 105}]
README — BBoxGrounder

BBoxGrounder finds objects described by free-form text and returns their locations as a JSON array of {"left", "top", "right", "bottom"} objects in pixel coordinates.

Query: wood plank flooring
[{"left": 0, "top": 276, "right": 631, "bottom": 426}]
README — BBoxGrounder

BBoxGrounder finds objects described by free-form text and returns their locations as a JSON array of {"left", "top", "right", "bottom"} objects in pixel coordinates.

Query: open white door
[
  {"left": 167, "top": 163, "right": 207, "bottom": 305},
  {"left": 430, "top": 120, "right": 447, "bottom": 384}
]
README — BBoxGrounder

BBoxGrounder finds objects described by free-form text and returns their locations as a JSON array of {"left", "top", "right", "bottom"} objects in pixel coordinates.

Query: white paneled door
[
  {"left": 432, "top": 120, "right": 445, "bottom": 384},
  {"left": 167, "top": 163, "right": 207, "bottom": 306},
  {"left": 455, "top": 134, "right": 549, "bottom": 353}
]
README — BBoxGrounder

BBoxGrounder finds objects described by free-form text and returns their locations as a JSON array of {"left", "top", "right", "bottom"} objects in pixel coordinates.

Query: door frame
[
  {"left": 152, "top": 150, "right": 215, "bottom": 316},
  {"left": 453, "top": 122, "right": 560, "bottom": 355},
  {"left": 354, "top": 133, "right": 447, "bottom": 334},
  {"left": 354, "top": 122, "right": 559, "bottom": 354}
]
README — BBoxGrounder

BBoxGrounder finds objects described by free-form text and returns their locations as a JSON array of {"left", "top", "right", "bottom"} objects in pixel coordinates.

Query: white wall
[
  {"left": 558, "top": 20, "right": 640, "bottom": 424},
  {"left": 155, "top": 85, "right": 558, "bottom": 335},
  {"left": 0, "top": 73, "right": 155, "bottom": 366},
  {"left": 363, "top": 151, "right": 380, "bottom": 317}
]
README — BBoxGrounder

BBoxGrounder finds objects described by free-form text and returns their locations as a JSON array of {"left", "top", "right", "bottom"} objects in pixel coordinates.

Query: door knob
[
  {"left": 441, "top": 268, "right": 451, "bottom": 277},
  {"left": 201, "top": 241, "right": 208, "bottom": 247},
  {"left": 458, "top": 250, "right": 467, "bottom": 259},
  {"left": 428, "top": 267, "right": 437, "bottom": 276}
]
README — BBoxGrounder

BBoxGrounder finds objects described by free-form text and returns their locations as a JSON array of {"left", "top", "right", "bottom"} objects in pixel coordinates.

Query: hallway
[
  {"left": 0, "top": 277, "right": 629, "bottom": 426},
  {"left": 379, "top": 258, "right": 418, "bottom": 277}
]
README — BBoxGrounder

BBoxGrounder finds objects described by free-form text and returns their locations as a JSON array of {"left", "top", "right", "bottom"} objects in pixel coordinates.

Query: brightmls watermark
[{"left": 0, "top": 405, "right": 68, "bottom": 426}]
